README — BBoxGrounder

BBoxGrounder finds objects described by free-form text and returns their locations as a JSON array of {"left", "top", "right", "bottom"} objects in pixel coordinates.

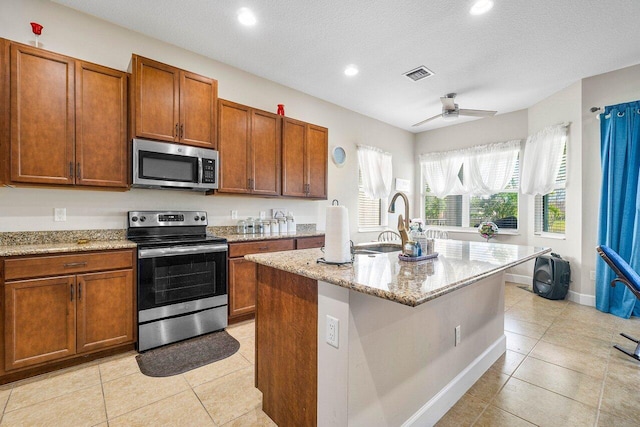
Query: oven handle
[{"left": 138, "top": 244, "right": 228, "bottom": 259}]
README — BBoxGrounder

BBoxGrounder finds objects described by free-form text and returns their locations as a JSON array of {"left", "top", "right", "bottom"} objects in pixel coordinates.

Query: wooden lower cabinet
[
  {"left": 4, "top": 276, "right": 76, "bottom": 371},
  {"left": 76, "top": 270, "right": 134, "bottom": 353},
  {"left": 2, "top": 249, "right": 136, "bottom": 375},
  {"left": 228, "top": 258, "right": 257, "bottom": 319},
  {"left": 227, "top": 237, "right": 323, "bottom": 323}
]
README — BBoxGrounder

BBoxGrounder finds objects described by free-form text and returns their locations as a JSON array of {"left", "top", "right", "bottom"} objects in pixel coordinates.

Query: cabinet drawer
[
  {"left": 296, "top": 236, "right": 325, "bottom": 249},
  {"left": 4, "top": 250, "right": 134, "bottom": 281},
  {"left": 229, "top": 239, "right": 295, "bottom": 258}
]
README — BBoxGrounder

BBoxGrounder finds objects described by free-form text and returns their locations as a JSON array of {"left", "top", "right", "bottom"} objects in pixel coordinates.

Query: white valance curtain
[
  {"left": 520, "top": 123, "right": 569, "bottom": 195},
  {"left": 357, "top": 144, "right": 392, "bottom": 199},
  {"left": 419, "top": 140, "right": 521, "bottom": 198}
]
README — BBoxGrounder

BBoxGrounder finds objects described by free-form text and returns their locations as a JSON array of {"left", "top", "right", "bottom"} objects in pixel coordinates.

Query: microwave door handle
[{"left": 198, "top": 157, "right": 203, "bottom": 184}]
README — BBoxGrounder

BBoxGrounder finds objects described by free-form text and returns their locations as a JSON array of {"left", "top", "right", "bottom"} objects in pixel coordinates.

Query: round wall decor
[{"left": 332, "top": 146, "right": 346, "bottom": 167}]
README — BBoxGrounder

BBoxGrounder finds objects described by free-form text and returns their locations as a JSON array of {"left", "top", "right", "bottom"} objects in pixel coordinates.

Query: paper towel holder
[{"left": 317, "top": 240, "right": 354, "bottom": 266}]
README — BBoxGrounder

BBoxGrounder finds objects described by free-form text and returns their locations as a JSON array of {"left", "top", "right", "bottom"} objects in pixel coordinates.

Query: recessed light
[
  {"left": 470, "top": 0, "right": 494, "bottom": 15},
  {"left": 237, "top": 7, "right": 257, "bottom": 26},
  {"left": 344, "top": 65, "right": 359, "bottom": 76}
]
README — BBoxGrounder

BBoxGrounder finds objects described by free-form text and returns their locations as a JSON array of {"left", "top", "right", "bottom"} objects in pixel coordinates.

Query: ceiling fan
[{"left": 412, "top": 93, "right": 497, "bottom": 127}]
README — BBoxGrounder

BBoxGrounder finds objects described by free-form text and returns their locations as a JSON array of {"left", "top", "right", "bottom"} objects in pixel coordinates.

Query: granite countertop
[
  {"left": 0, "top": 230, "right": 136, "bottom": 257},
  {"left": 245, "top": 240, "right": 550, "bottom": 307}
]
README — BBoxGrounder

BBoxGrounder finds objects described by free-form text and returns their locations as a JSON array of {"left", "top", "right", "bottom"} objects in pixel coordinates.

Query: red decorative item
[
  {"left": 30, "top": 22, "right": 43, "bottom": 35},
  {"left": 30, "top": 22, "right": 43, "bottom": 48},
  {"left": 277, "top": 104, "right": 285, "bottom": 116}
]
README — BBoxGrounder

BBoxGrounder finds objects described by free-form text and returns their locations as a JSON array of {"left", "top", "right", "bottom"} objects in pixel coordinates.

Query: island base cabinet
[
  {"left": 77, "top": 270, "right": 134, "bottom": 354},
  {"left": 4, "top": 276, "right": 76, "bottom": 371},
  {"left": 256, "top": 265, "right": 317, "bottom": 427}
]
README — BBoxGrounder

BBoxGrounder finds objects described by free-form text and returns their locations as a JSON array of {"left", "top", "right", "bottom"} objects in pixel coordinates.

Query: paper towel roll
[{"left": 324, "top": 205, "right": 351, "bottom": 263}]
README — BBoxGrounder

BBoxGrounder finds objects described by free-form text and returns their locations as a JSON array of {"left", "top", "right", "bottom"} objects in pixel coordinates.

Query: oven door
[{"left": 137, "top": 243, "right": 227, "bottom": 321}]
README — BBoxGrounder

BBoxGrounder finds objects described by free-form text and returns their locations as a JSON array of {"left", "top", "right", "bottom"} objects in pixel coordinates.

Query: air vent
[{"left": 404, "top": 66, "right": 435, "bottom": 81}]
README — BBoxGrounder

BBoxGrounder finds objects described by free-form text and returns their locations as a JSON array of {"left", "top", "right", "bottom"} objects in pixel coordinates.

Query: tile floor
[
  {"left": 0, "top": 283, "right": 638, "bottom": 426},
  {"left": 437, "top": 282, "right": 640, "bottom": 427},
  {"left": 0, "top": 321, "right": 275, "bottom": 426}
]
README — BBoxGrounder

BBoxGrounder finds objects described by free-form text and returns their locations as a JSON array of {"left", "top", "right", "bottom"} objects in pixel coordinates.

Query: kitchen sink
[{"left": 353, "top": 242, "right": 402, "bottom": 254}]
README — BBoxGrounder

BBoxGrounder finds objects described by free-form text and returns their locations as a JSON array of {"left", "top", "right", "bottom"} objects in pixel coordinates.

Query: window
[
  {"left": 423, "top": 158, "right": 519, "bottom": 230},
  {"left": 534, "top": 146, "right": 566, "bottom": 234},
  {"left": 358, "top": 170, "right": 386, "bottom": 229}
]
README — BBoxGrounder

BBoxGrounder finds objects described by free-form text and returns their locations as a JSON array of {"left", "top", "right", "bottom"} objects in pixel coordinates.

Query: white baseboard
[
  {"left": 402, "top": 335, "right": 507, "bottom": 427},
  {"left": 568, "top": 290, "right": 596, "bottom": 307},
  {"left": 505, "top": 274, "right": 596, "bottom": 307},
  {"left": 504, "top": 273, "right": 530, "bottom": 285}
]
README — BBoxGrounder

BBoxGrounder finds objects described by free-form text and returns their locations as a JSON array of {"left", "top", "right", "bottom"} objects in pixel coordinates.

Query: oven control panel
[{"left": 128, "top": 211, "right": 208, "bottom": 227}]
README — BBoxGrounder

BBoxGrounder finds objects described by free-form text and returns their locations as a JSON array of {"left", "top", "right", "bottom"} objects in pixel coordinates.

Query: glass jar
[
  {"left": 262, "top": 220, "right": 271, "bottom": 235},
  {"left": 246, "top": 217, "right": 255, "bottom": 234},
  {"left": 270, "top": 220, "right": 279, "bottom": 234},
  {"left": 278, "top": 218, "right": 287, "bottom": 234},
  {"left": 236, "top": 219, "right": 247, "bottom": 234}
]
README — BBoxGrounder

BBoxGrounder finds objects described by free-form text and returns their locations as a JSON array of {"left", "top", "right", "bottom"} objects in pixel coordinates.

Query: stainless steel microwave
[{"left": 132, "top": 139, "right": 218, "bottom": 191}]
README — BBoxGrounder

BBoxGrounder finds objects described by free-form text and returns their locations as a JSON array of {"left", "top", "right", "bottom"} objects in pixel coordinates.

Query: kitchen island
[{"left": 246, "top": 240, "right": 549, "bottom": 426}]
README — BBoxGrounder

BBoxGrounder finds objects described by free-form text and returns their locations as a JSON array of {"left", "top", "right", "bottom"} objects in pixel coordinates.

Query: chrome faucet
[{"left": 388, "top": 192, "right": 411, "bottom": 250}]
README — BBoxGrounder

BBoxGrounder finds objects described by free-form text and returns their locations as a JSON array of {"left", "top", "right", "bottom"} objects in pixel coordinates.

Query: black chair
[{"left": 597, "top": 245, "right": 640, "bottom": 361}]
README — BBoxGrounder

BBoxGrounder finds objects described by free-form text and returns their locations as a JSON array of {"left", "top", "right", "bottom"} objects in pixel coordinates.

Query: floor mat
[{"left": 136, "top": 330, "right": 240, "bottom": 377}]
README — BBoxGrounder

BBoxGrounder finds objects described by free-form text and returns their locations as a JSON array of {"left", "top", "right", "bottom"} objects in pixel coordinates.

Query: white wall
[
  {"left": 525, "top": 82, "right": 583, "bottom": 294},
  {"left": 0, "top": 0, "right": 414, "bottom": 242}
]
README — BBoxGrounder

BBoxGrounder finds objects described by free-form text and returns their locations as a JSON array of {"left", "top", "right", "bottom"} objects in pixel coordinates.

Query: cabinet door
[
  {"left": 133, "top": 55, "right": 179, "bottom": 142},
  {"left": 228, "top": 258, "right": 257, "bottom": 319},
  {"left": 5, "top": 276, "right": 76, "bottom": 370},
  {"left": 251, "top": 110, "right": 281, "bottom": 196},
  {"left": 180, "top": 71, "right": 217, "bottom": 148},
  {"left": 306, "top": 124, "right": 328, "bottom": 199},
  {"left": 76, "top": 269, "right": 134, "bottom": 354},
  {"left": 75, "top": 61, "right": 128, "bottom": 188},
  {"left": 10, "top": 43, "right": 74, "bottom": 185},
  {"left": 218, "top": 100, "right": 251, "bottom": 194},
  {"left": 281, "top": 118, "right": 307, "bottom": 197}
]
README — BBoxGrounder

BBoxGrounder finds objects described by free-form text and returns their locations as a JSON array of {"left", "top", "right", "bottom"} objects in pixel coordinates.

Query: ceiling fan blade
[
  {"left": 412, "top": 114, "right": 442, "bottom": 127},
  {"left": 440, "top": 96, "right": 456, "bottom": 110},
  {"left": 458, "top": 109, "right": 497, "bottom": 117}
]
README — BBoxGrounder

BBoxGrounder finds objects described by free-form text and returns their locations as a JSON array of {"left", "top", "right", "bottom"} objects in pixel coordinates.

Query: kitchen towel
[{"left": 324, "top": 205, "right": 351, "bottom": 263}]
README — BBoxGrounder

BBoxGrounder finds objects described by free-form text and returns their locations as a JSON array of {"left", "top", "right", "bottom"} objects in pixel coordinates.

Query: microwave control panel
[{"left": 202, "top": 159, "right": 216, "bottom": 184}]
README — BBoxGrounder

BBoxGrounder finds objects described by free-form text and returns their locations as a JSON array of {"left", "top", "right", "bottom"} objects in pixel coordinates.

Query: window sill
[
  {"left": 533, "top": 232, "right": 566, "bottom": 240},
  {"left": 435, "top": 227, "right": 520, "bottom": 236}
]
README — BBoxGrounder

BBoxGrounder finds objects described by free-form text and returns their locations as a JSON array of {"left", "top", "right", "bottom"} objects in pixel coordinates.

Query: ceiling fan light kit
[{"left": 412, "top": 93, "right": 497, "bottom": 127}]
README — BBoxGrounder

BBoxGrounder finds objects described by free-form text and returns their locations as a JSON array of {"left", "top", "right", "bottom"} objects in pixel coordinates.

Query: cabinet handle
[
  {"left": 180, "top": 124, "right": 184, "bottom": 138},
  {"left": 77, "top": 162, "right": 81, "bottom": 180},
  {"left": 69, "top": 162, "right": 73, "bottom": 179},
  {"left": 64, "top": 262, "right": 88, "bottom": 268},
  {"left": 247, "top": 178, "right": 251, "bottom": 190},
  {"left": 70, "top": 284, "right": 74, "bottom": 302},
  {"left": 175, "top": 123, "right": 179, "bottom": 138},
  {"left": 250, "top": 178, "right": 254, "bottom": 190},
  {"left": 78, "top": 283, "right": 82, "bottom": 300}
]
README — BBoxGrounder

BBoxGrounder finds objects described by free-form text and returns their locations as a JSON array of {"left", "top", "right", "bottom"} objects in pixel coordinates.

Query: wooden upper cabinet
[
  {"left": 132, "top": 55, "right": 217, "bottom": 148},
  {"left": 7, "top": 41, "right": 128, "bottom": 189},
  {"left": 76, "top": 61, "right": 128, "bottom": 188},
  {"left": 282, "top": 117, "right": 328, "bottom": 199},
  {"left": 218, "top": 100, "right": 251, "bottom": 194},
  {"left": 10, "top": 43, "right": 74, "bottom": 185},
  {"left": 251, "top": 109, "right": 281, "bottom": 196},
  {"left": 306, "top": 124, "right": 328, "bottom": 199},
  {"left": 217, "top": 99, "right": 280, "bottom": 196}
]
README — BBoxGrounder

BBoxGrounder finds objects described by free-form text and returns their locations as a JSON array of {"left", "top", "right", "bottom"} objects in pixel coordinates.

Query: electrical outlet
[
  {"left": 259, "top": 211, "right": 266, "bottom": 220},
  {"left": 231, "top": 210, "right": 238, "bottom": 220},
  {"left": 54, "top": 208, "right": 66, "bottom": 222},
  {"left": 326, "top": 315, "right": 339, "bottom": 348},
  {"left": 455, "top": 325, "right": 461, "bottom": 347},
  {"left": 590, "top": 270, "right": 596, "bottom": 281}
]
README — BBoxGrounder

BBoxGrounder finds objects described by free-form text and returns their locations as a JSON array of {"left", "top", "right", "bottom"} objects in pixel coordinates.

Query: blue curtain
[{"left": 596, "top": 100, "right": 640, "bottom": 318}]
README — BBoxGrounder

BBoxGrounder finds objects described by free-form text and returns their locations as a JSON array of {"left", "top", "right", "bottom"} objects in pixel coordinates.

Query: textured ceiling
[{"left": 52, "top": 0, "right": 640, "bottom": 132}]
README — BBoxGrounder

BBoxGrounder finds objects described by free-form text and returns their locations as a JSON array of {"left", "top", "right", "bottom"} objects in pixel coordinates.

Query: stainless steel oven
[{"left": 127, "top": 211, "right": 228, "bottom": 351}]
